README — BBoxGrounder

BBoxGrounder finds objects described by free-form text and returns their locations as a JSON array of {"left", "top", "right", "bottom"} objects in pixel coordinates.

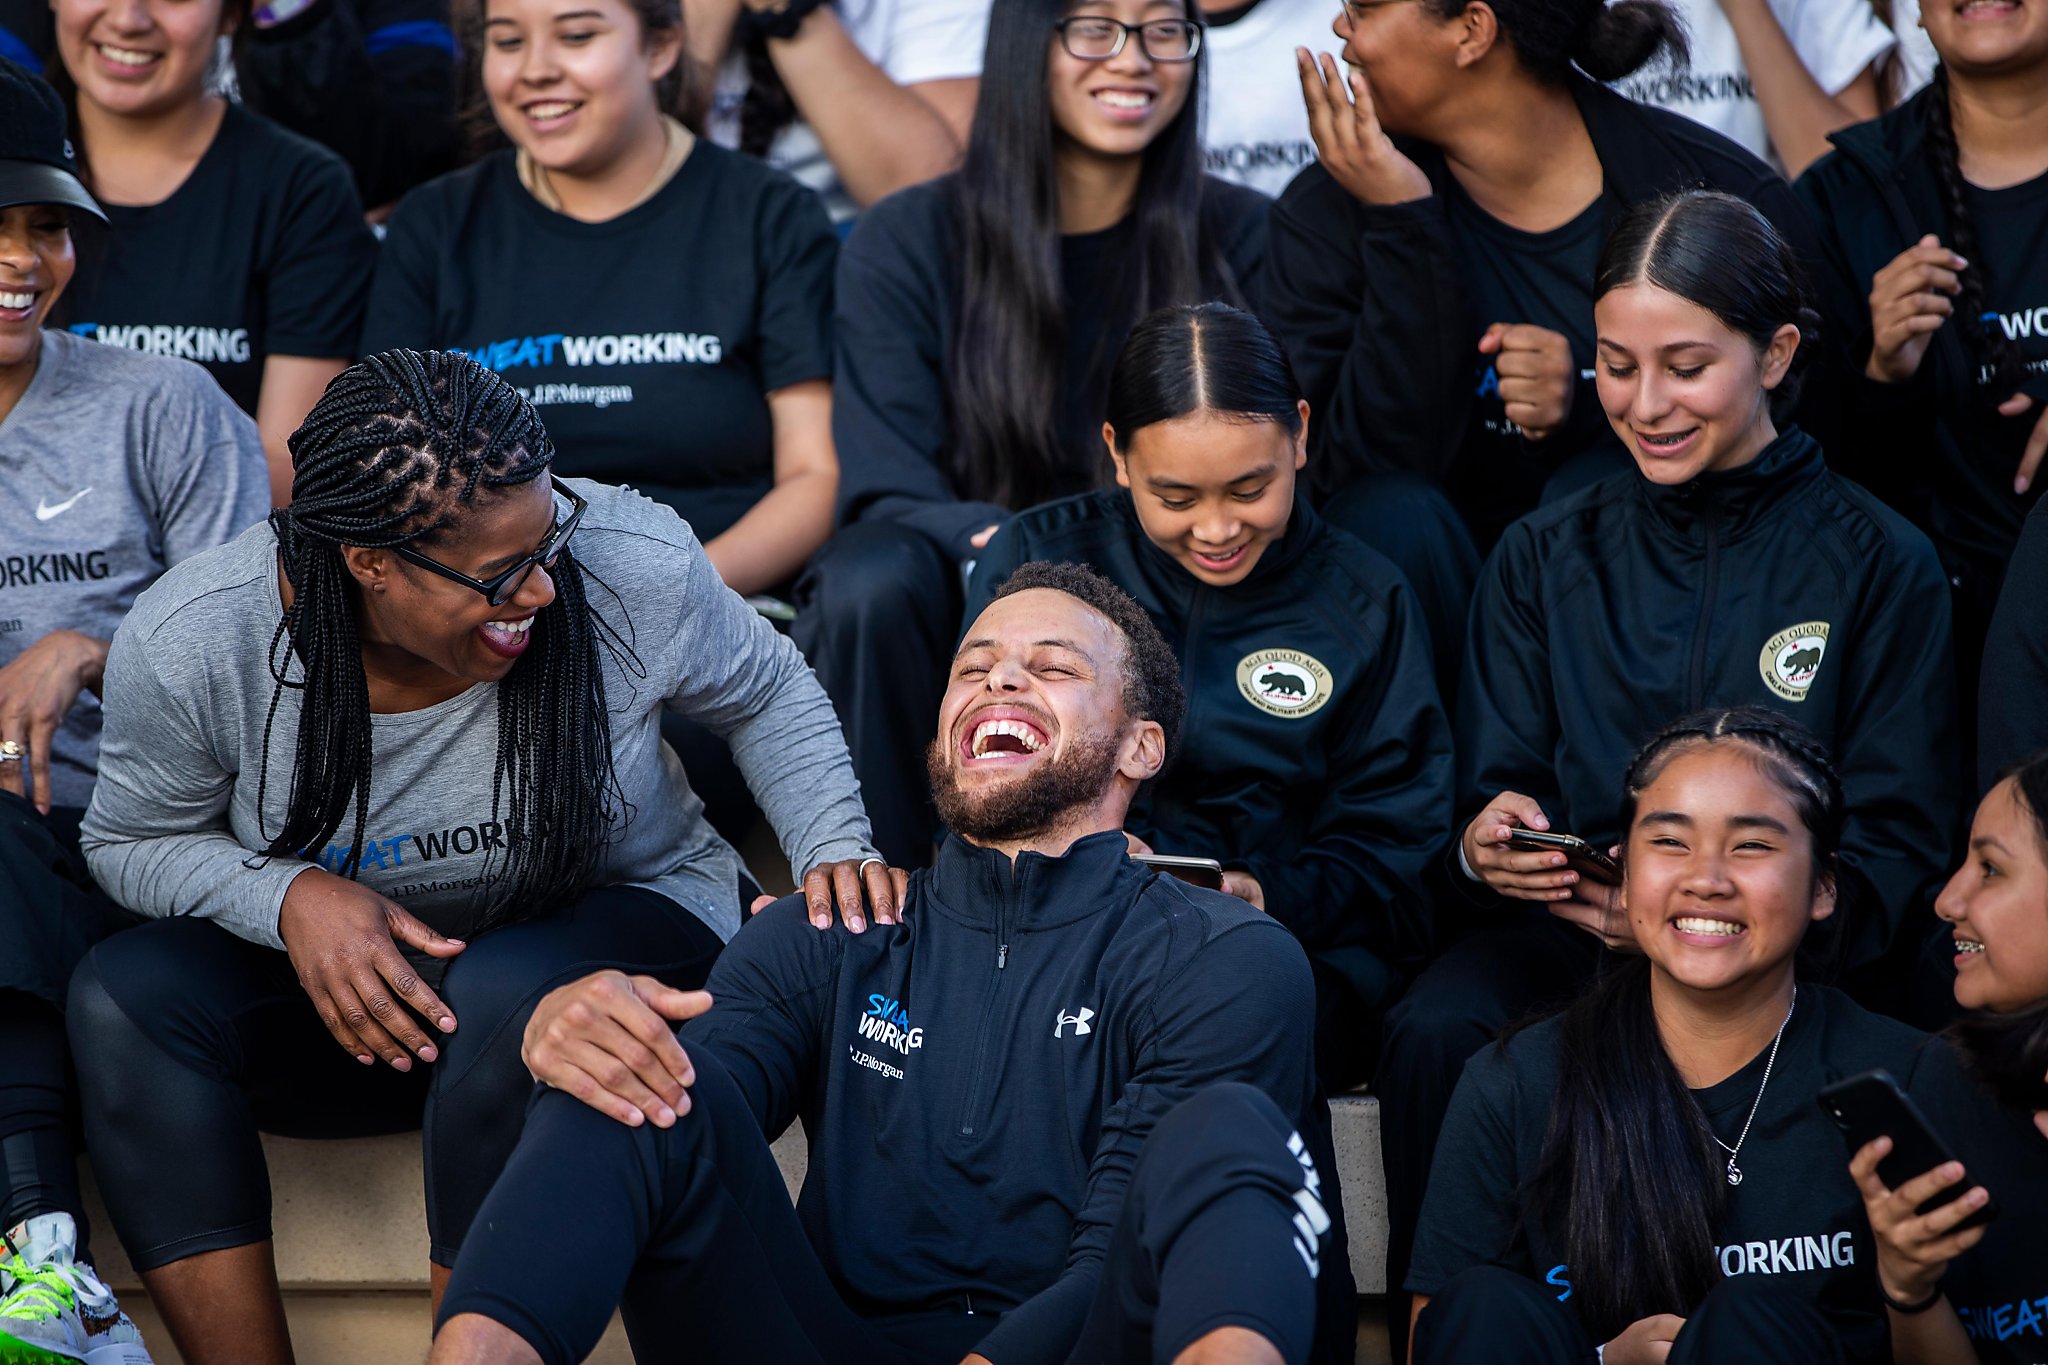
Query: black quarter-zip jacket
[
  {"left": 1796, "top": 88, "right": 2048, "bottom": 593},
  {"left": 965, "top": 491, "right": 1455, "bottom": 977},
  {"left": 682, "top": 830, "right": 1355, "bottom": 1365},
  {"left": 1460, "top": 429, "right": 1960, "bottom": 968}
]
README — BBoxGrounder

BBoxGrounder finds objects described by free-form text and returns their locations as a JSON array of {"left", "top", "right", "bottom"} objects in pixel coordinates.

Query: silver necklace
[{"left": 1709, "top": 984, "right": 1797, "bottom": 1187}]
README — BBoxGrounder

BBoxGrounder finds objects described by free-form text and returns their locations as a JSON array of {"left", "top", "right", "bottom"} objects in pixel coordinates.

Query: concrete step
[{"left": 82, "top": 1095, "right": 1385, "bottom": 1361}]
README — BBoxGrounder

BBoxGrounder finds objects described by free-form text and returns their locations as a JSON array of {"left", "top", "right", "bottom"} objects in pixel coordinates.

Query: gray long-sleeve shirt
[
  {"left": 0, "top": 330, "right": 268, "bottom": 807},
  {"left": 80, "top": 479, "right": 875, "bottom": 948}
]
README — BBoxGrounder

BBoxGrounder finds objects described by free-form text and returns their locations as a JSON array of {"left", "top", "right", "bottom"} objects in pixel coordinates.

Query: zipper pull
[{"left": 997, "top": 943, "right": 1009, "bottom": 969}]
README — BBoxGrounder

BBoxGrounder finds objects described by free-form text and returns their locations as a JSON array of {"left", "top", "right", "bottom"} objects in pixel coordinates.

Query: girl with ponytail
[
  {"left": 1795, "top": 8, "right": 2048, "bottom": 737},
  {"left": 1409, "top": 708, "right": 1931, "bottom": 1365},
  {"left": 963, "top": 303, "right": 1456, "bottom": 1093},
  {"left": 1377, "top": 188, "right": 1959, "bottom": 1361},
  {"left": 1264, "top": 0, "right": 1837, "bottom": 670},
  {"left": 1849, "top": 754, "right": 2048, "bottom": 1365},
  {"left": 65, "top": 350, "right": 887, "bottom": 1365},
  {"left": 799, "top": 0, "right": 1269, "bottom": 868}
]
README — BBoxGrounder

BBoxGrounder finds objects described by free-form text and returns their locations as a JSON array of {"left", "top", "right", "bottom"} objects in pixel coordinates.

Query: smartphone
[
  {"left": 1818, "top": 1070, "right": 1998, "bottom": 1229},
  {"left": 1133, "top": 853, "right": 1226, "bottom": 891},
  {"left": 1505, "top": 828, "right": 1621, "bottom": 885}
]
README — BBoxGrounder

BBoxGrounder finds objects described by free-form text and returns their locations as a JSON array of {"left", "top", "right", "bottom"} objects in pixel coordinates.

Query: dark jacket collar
[
  {"left": 1631, "top": 426, "right": 1827, "bottom": 543},
  {"left": 925, "top": 827, "right": 1144, "bottom": 930},
  {"left": 1825, "top": 84, "right": 1939, "bottom": 184}
]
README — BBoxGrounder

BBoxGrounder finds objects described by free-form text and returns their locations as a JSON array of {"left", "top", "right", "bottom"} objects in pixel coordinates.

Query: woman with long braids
[
  {"left": 1408, "top": 708, "right": 1931, "bottom": 1365},
  {"left": 62, "top": 349, "right": 887, "bottom": 1365},
  {"left": 799, "top": 0, "right": 1267, "bottom": 866},
  {"left": 1795, "top": 4, "right": 2048, "bottom": 727}
]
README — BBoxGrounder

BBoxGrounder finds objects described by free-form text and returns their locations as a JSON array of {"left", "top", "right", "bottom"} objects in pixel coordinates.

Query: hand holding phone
[
  {"left": 1505, "top": 828, "right": 1621, "bottom": 886},
  {"left": 1825, "top": 1070, "right": 1996, "bottom": 1308}
]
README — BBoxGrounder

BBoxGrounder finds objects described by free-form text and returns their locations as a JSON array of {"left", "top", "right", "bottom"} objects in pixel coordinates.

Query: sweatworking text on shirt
[
  {"left": 1542, "top": 1229, "right": 1861, "bottom": 1302},
  {"left": 454, "top": 331, "right": 726, "bottom": 413},
  {"left": 303, "top": 818, "right": 519, "bottom": 898},
  {"left": 1956, "top": 1294, "right": 2048, "bottom": 1351},
  {"left": 67, "top": 323, "right": 251, "bottom": 364}
]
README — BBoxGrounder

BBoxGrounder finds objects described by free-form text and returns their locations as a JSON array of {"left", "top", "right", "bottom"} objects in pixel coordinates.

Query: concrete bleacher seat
[{"left": 81, "top": 1094, "right": 1386, "bottom": 1364}]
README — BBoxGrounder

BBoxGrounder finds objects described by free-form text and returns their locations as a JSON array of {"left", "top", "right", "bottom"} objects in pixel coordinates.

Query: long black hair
[
  {"left": 1423, "top": 0, "right": 1687, "bottom": 82},
  {"left": 1596, "top": 189, "right": 1823, "bottom": 419},
  {"left": 1947, "top": 752, "right": 2048, "bottom": 1112},
  {"left": 1529, "top": 706, "right": 1844, "bottom": 1341},
  {"left": 947, "top": 0, "right": 1243, "bottom": 512},
  {"left": 259, "top": 350, "right": 625, "bottom": 929},
  {"left": 1923, "top": 66, "right": 2030, "bottom": 402},
  {"left": 1105, "top": 302, "right": 1303, "bottom": 452}
]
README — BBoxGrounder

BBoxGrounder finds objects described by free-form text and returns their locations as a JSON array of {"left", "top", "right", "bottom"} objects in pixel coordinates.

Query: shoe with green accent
[{"left": 0, "top": 1214, "right": 153, "bottom": 1365}]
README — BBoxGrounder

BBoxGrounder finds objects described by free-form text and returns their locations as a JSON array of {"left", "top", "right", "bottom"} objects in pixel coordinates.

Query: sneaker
[{"left": 0, "top": 1214, "right": 154, "bottom": 1365}]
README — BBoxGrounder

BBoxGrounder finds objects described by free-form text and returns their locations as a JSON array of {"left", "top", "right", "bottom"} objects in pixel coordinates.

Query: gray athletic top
[
  {"left": 0, "top": 330, "right": 267, "bottom": 807},
  {"left": 80, "top": 479, "right": 875, "bottom": 948}
]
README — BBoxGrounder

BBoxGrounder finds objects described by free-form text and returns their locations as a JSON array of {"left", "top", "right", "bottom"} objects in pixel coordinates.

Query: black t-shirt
[
  {"left": 363, "top": 142, "right": 836, "bottom": 543},
  {"left": 1441, "top": 183, "right": 1622, "bottom": 541},
  {"left": 1410, "top": 985, "right": 1928, "bottom": 1363},
  {"left": 1906, "top": 1038, "right": 2048, "bottom": 1362},
  {"left": 1964, "top": 168, "right": 2048, "bottom": 511},
  {"left": 62, "top": 102, "right": 374, "bottom": 414}
]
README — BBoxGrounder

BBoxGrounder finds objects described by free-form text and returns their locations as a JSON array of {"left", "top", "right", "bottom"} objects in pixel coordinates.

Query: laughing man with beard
[{"left": 427, "top": 560, "right": 1353, "bottom": 1365}]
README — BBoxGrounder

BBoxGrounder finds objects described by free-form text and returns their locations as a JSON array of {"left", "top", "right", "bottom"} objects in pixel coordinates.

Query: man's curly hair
[{"left": 989, "top": 561, "right": 1187, "bottom": 765}]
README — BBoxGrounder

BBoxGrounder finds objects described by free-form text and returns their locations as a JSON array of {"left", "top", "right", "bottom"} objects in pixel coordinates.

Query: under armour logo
[{"left": 1054, "top": 1007, "right": 1095, "bottom": 1039}]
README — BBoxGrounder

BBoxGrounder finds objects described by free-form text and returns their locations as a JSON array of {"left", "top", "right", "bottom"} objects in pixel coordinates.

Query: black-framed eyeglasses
[
  {"left": 394, "top": 477, "right": 587, "bottom": 607},
  {"left": 1053, "top": 16, "right": 1204, "bottom": 62}
]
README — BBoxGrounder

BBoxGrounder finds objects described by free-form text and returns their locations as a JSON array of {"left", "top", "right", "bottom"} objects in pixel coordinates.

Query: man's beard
[{"left": 926, "top": 731, "right": 1123, "bottom": 845}]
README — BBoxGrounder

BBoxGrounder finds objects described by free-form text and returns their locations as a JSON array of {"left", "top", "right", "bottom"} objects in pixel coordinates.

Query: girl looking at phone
[
  {"left": 964, "top": 302, "right": 1454, "bottom": 1091},
  {"left": 1849, "top": 754, "right": 2048, "bottom": 1364},
  {"left": 1376, "top": 188, "right": 1960, "bottom": 1340},
  {"left": 1409, "top": 708, "right": 1930, "bottom": 1365}
]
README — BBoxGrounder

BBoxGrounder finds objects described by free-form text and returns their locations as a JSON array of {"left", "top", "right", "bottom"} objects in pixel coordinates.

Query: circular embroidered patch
[
  {"left": 1759, "top": 622, "right": 1831, "bottom": 702},
  {"left": 1235, "top": 649, "right": 1334, "bottom": 719}
]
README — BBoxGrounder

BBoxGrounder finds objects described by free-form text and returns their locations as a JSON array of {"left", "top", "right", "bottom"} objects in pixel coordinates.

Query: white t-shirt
[
  {"left": 1887, "top": 0, "right": 1938, "bottom": 100},
  {"left": 1200, "top": 0, "right": 1330, "bottom": 198},
  {"left": 1612, "top": 0, "right": 1894, "bottom": 171},
  {"left": 705, "top": 0, "right": 992, "bottom": 222}
]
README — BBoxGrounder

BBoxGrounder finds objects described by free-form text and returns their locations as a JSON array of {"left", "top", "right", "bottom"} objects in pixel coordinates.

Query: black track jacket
[
  {"left": 1460, "top": 429, "right": 1959, "bottom": 969},
  {"left": 1796, "top": 88, "right": 2048, "bottom": 589},
  {"left": 965, "top": 491, "right": 1454, "bottom": 978},
  {"left": 1265, "top": 77, "right": 1829, "bottom": 542},
  {"left": 683, "top": 830, "right": 1355, "bottom": 1365}
]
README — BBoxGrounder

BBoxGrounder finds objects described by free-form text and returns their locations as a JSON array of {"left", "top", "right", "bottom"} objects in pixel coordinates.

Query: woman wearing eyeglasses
[
  {"left": 62, "top": 350, "right": 888, "bottom": 1365},
  {"left": 799, "top": 0, "right": 1268, "bottom": 867}
]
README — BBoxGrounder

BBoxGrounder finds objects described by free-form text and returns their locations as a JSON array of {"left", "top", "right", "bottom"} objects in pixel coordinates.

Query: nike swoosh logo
[{"left": 34, "top": 488, "right": 92, "bottom": 521}]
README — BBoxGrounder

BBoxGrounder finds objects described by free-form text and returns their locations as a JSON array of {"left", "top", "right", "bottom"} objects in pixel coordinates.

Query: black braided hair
[
  {"left": 1926, "top": 65, "right": 2030, "bottom": 400},
  {"left": 259, "top": 350, "right": 625, "bottom": 930},
  {"left": 1527, "top": 706, "right": 1844, "bottom": 1341}
]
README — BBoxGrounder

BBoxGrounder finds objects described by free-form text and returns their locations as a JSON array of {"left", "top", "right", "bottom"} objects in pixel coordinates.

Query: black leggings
[
  {"left": 1414, "top": 1265, "right": 1847, "bottom": 1365},
  {"left": 66, "top": 885, "right": 723, "bottom": 1270},
  {"left": 0, "top": 795, "right": 134, "bottom": 1263},
  {"left": 441, "top": 1065, "right": 1332, "bottom": 1365}
]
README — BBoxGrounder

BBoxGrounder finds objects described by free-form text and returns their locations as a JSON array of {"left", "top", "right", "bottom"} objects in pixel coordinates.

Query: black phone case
[
  {"left": 1506, "top": 831, "right": 1621, "bottom": 885},
  {"left": 1818, "top": 1070, "right": 1998, "bottom": 1230}
]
